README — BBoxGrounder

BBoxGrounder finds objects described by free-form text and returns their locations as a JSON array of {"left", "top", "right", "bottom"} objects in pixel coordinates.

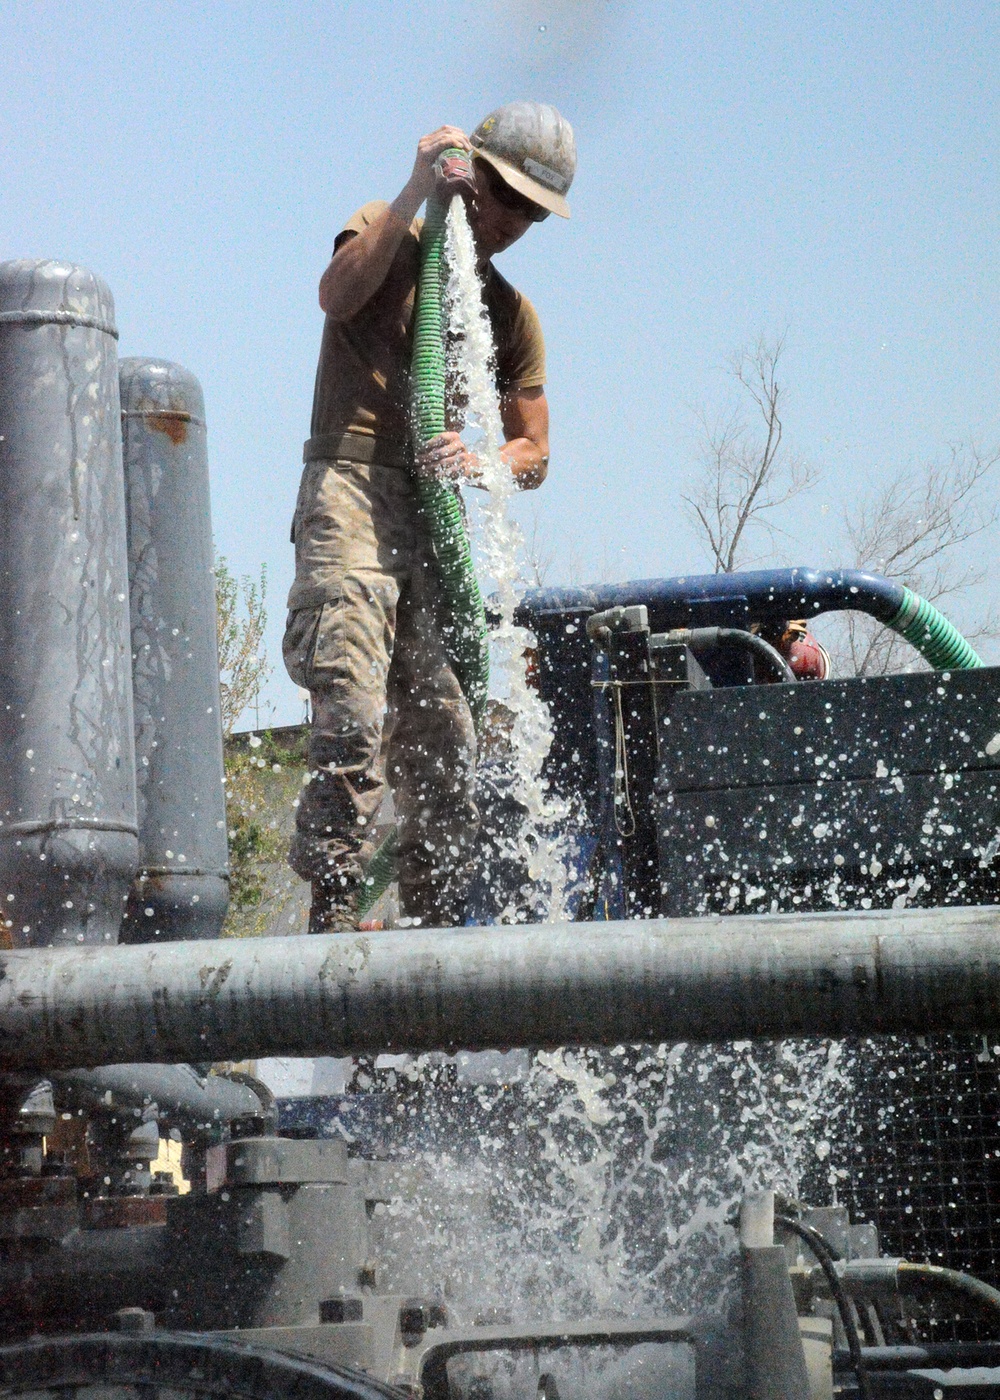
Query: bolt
[
  {"left": 115, "top": 1307, "right": 155, "bottom": 1334},
  {"left": 320, "top": 1296, "right": 363, "bottom": 1324},
  {"left": 400, "top": 1299, "right": 448, "bottom": 1344}
]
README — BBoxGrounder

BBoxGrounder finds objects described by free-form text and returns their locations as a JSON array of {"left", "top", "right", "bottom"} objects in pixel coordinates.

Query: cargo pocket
[{"left": 282, "top": 606, "right": 325, "bottom": 690}]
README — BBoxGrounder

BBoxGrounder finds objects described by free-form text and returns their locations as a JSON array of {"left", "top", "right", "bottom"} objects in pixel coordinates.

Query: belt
[{"left": 303, "top": 431, "right": 412, "bottom": 469}]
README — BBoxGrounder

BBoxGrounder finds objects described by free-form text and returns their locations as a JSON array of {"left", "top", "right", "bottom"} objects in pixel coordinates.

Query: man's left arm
[
  {"left": 414, "top": 385, "right": 549, "bottom": 490},
  {"left": 500, "top": 385, "right": 549, "bottom": 489}
]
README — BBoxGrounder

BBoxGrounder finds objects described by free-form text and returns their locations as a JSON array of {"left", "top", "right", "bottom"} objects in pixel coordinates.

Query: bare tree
[
  {"left": 213, "top": 556, "right": 292, "bottom": 936},
  {"left": 832, "top": 445, "right": 1000, "bottom": 676},
  {"left": 215, "top": 556, "right": 270, "bottom": 736},
  {"left": 683, "top": 335, "right": 817, "bottom": 573},
  {"left": 682, "top": 334, "right": 999, "bottom": 675},
  {"left": 523, "top": 506, "right": 554, "bottom": 588}
]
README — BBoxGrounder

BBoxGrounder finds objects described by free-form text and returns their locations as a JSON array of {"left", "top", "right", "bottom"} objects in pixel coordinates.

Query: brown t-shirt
[{"left": 306, "top": 200, "right": 546, "bottom": 463}]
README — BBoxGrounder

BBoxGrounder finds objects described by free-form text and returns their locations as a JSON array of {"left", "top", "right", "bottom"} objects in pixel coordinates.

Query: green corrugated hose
[
  {"left": 887, "top": 587, "right": 984, "bottom": 671},
  {"left": 357, "top": 827, "right": 399, "bottom": 917},
  {"left": 409, "top": 191, "right": 490, "bottom": 727},
  {"left": 357, "top": 183, "right": 490, "bottom": 919}
]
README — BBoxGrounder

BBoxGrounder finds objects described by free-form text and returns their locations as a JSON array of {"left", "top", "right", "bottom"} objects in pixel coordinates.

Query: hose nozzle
[{"left": 434, "top": 147, "right": 477, "bottom": 203}]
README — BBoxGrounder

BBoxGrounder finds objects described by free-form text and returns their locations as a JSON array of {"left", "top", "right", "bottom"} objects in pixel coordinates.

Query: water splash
[
  {"left": 443, "top": 199, "right": 582, "bottom": 922},
  {"left": 386, "top": 201, "right": 861, "bottom": 1326},
  {"left": 354, "top": 1037, "right": 856, "bottom": 1323}
]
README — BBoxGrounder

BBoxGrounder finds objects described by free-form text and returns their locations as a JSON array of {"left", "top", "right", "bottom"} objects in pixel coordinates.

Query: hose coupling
[
  {"left": 585, "top": 605, "right": 649, "bottom": 643},
  {"left": 434, "top": 147, "right": 477, "bottom": 202},
  {"left": 828, "top": 1258, "right": 904, "bottom": 1288}
]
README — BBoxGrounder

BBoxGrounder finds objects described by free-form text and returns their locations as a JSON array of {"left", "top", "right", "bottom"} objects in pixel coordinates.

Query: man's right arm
[{"left": 318, "top": 125, "right": 472, "bottom": 322}]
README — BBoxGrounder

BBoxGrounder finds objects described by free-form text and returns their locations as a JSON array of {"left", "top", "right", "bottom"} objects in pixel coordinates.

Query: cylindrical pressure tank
[
  {"left": 0, "top": 260, "right": 138, "bottom": 948},
  {"left": 118, "top": 359, "right": 229, "bottom": 942}
]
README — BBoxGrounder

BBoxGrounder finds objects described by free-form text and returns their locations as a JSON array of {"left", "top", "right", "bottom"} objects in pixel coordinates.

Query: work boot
[{"left": 308, "top": 880, "right": 360, "bottom": 934}]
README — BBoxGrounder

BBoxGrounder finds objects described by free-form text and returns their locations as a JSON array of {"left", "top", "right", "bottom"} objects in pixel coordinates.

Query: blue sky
[{"left": 3, "top": 1, "right": 998, "bottom": 724}]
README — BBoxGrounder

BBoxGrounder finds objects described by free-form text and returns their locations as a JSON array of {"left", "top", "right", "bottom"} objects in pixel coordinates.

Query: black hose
[
  {"left": 661, "top": 626, "right": 796, "bottom": 682},
  {"left": 833, "top": 1343, "right": 1000, "bottom": 1372},
  {"left": 607, "top": 622, "right": 797, "bottom": 683},
  {"left": 699, "top": 627, "right": 797, "bottom": 683},
  {"left": 899, "top": 1261, "right": 1000, "bottom": 1332},
  {"left": 775, "top": 1214, "right": 873, "bottom": 1400}
]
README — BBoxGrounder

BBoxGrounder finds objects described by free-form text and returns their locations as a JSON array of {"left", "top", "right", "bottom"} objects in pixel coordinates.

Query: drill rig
[{"left": 5, "top": 258, "right": 1000, "bottom": 1399}]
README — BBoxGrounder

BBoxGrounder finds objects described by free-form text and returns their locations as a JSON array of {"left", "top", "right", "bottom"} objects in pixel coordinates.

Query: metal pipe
[
  {"left": 741, "top": 1247, "right": 811, "bottom": 1400},
  {"left": 0, "top": 260, "right": 138, "bottom": 949},
  {"left": 515, "top": 568, "right": 908, "bottom": 629},
  {"left": 51, "top": 1064, "right": 270, "bottom": 1137},
  {"left": 834, "top": 1344, "right": 1000, "bottom": 1372},
  {"left": 2, "top": 905, "right": 1000, "bottom": 1071},
  {"left": 118, "top": 359, "right": 229, "bottom": 942},
  {"left": 897, "top": 1261, "right": 1000, "bottom": 1322}
]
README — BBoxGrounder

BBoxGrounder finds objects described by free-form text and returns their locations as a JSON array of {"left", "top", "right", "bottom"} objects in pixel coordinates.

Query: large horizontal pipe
[
  {"left": 2, "top": 905, "right": 1000, "bottom": 1071},
  {"left": 514, "top": 567, "right": 907, "bottom": 629}
]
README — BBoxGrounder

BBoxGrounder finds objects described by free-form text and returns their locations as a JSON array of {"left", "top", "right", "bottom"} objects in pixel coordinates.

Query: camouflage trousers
[{"left": 282, "top": 456, "right": 479, "bottom": 923}]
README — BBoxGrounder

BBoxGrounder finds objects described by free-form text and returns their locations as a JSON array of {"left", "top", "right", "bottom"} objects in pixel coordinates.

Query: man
[{"left": 284, "top": 102, "right": 576, "bottom": 932}]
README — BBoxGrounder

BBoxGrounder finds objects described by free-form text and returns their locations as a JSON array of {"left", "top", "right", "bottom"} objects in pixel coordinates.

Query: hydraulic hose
[
  {"left": 666, "top": 626, "right": 796, "bottom": 683},
  {"left": 898, "top": 1260, "right": 1000, "bottom": 1328},
  {"left": 788, "top": 1237, "right": 1000, "bottom": 1379},
  {"left": 775, "top": 1214, "right": 873, "bottom": 1400},
  {"left": 358, "top": 176, "right": 490, "bottom": 918},
  {"left": 585, "top": 609, "right": 795, "bottom": 681}
]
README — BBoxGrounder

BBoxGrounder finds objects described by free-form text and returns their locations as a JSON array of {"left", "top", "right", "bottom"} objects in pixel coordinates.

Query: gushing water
[
  {"left": 348, "top": 1037, "right": 857, "bottom": 1323},
  {"left": 337, "top": 199, "right": 864, "bottom": 1328},
  {"left": 443, "top": 199, "right": 582, "bottom": 922}
]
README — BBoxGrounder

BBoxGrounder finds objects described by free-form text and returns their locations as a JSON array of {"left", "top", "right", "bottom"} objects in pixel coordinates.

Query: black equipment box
[{"left": 656, "top": 665, "right": 1000, "bottom": 917}]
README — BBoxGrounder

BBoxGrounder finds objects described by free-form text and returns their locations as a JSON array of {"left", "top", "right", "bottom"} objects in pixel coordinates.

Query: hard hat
[{"left": 471, "top": 102, "right": 576, "bottom": 219}]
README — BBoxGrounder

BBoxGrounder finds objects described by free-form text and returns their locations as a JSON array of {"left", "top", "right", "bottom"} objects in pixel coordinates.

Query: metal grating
[{"left": 839, "top": 1035, "right": 1000, "bottom": 1279}]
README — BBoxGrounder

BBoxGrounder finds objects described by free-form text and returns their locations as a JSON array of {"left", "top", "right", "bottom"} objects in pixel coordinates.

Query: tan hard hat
[{"left": 471, "top": 102, "right": 577, "bottom": 219}]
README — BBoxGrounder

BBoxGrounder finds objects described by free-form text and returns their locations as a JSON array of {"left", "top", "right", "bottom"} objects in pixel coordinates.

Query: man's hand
[
  {"left": 401, "top": 126, "right": 473, "bottom": 210},
  {"left": 320, "top": 125, "right": 472, "bottom": 320},
  {"left": 414, "top": 389, "right": 551, "bottom": 491},
  {"left": 414, "top": 431, "right": 480, "bottom": 485}
]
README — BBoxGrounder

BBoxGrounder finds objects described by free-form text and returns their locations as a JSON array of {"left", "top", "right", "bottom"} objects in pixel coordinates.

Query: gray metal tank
[
  {"left": 119, "top": 358, "right": 229, "bottom": 942},
  {"left": 0, "top": 260, "right": 138, "bottom": 948}
]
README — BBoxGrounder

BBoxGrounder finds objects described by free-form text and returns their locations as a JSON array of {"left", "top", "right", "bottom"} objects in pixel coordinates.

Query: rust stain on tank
[{"left": 146, "top": 411, "right": 190, "bottom": 445}]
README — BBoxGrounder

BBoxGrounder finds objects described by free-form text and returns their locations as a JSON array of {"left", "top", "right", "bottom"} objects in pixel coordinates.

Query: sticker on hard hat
[{"left": 523, "top": 158, "right": 568, "bottom": 192}]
